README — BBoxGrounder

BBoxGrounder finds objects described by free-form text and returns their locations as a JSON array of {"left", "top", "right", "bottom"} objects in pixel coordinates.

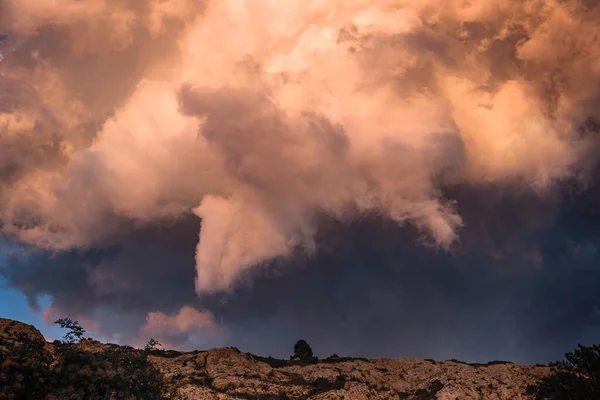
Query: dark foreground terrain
[{"left": 0, "top": 317, "right": 566, "bottom": 399}]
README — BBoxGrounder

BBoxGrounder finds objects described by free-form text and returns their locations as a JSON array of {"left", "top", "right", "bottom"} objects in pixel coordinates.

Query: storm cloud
[{"left": 1, "top": 0, "right": 600, "bottom": 363}]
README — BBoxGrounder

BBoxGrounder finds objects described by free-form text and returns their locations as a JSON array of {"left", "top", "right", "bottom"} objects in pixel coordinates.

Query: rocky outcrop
[
  {"left": 0, "top": 317, "right": 55, "bottom": 399},
  {"left": 0, "top": 318, "right": 46, "bottom": 343},
  {"left": 151, "top": 348, "right": 549, "bottom": 399},
  {"left": 0, "top": 318, "right": 550, "bottom": 399},
  {"left": 0, "top": 318, "right": 165, "bottom": 399}
]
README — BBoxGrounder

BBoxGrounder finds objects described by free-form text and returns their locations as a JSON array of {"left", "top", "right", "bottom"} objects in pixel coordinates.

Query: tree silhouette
[
  {"left": 54, "top": 318, "right": 86, "bottom": 344},
  {"left": 290, "top": 339, "right": 315, "bottom": 362},
  {"left": 527, "top": 343, "right": 600, "bottom": 399},
  {"left": 144, "top": 338, "right": 162, "bottom": 352}
]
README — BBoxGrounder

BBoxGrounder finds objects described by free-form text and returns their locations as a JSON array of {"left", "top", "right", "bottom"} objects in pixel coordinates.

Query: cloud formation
[
  {"left": 1, "top": 0, "right": 600, "bottom": 360},
  {"left": 140, "top": 305, "right": 217, "bottom": 348}
]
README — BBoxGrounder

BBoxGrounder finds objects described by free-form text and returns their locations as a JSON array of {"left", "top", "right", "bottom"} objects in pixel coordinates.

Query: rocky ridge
[{"left": 0, "top": 318, "right": 549, "bottom": 399}]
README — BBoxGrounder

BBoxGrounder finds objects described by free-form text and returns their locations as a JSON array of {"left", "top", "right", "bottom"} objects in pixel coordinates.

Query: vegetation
[
  {"left": 145, "top": 338, "right": 162, "bottom": 352},
  {"left": 0, "top": 318, "right": 173, "bottom": 399},
  {"left": 13, "top": 319, "right": 600, "bottom": 400},
  {"left": 0, "top": 330, "right": 53, "bottom": 399},
  {"left": 527, "top": 343, "right": 600, "bottom": 399},
  {"left": 447, "top": 358, "right": 467, "bottom": 365},
  {"left": 485, "top": 360, "right": 514, "bottom": 366},
  {"left": 320, "top": 355, "right": 371, "bottom": 364},
  {"left": 54, "top": 318, "right": 86, "bottom": 344},
  {"left": 49, "top": 341, "right": 167, "bottom": 399},
  {"left": 252, "top": 354, "right": 291, "bottom": 368},
  {"left": 308, "top": 376, "right": 347, "bottom": 396},
  {"left": 396, "top": 379, "right": 444, "bottom": 399},
  {"left": 290, "top": 339, "right": 318, "bottom": 363},
  {"left": 146, "top": 349, "right": 184, "bottom": 359},
  {"left": 467, "top": 360, "right": 515, "bottom": 368}
]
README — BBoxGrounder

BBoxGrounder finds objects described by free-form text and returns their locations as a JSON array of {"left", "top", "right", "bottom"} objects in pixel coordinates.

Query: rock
[
  {"left": 0, "top": 317, "right": 50, "bottom": 362},
  {"left": 1, "top": 318, "right": 166, "bottom": 399},
  {"left": 0, "top": 318, "right": 53, "bottom": 399},
  {"left": 195, "top": 351, "right": 207, "bottom": 367},
  {"left": 0, "top": 318, "right": 551, "bottom": 399},
  {"left": 0, "top": 317, "right": 47, "bottom": 347},
  {"left": 151, "top": 350, "right": 550, "bottom": 399}
]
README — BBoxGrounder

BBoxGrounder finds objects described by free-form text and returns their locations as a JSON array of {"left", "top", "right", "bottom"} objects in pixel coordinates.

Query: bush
[
  {"left": 146, "top": 349, "right": 184, "bottom": 359},
  {"left": 145, "top": 338, "right": 162, "bottom": 352},
  {"left": 251, "top": 355, "right": 290, "bottom": 368},
  {"left": 526, "top": 343, "right": 600, "bottom": 399},
  {"left": 0, "top": 331, "right": 53, "bottom": 399},
  {"left": 320, "top": 356, "right": 370, "bottom": 364},
  {"left": 0, "top": 321, "right": 173, "bottom": 399},
  {"left": 486, "top": 360, "right": 514, "bottom": 366},
  {"left": 290, "top": 340, "right": 317, "bottom": 362},
  {"left": 51, "top": 343, "right": 167, "bottom": 399},
  {"left": 396, "top": 380, "right": 444, "bottom": 400}
]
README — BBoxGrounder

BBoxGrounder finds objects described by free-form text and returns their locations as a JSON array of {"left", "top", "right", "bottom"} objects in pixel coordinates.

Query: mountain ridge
[{"left": 0, "top": 317, "right": 549, "bottom": 399}]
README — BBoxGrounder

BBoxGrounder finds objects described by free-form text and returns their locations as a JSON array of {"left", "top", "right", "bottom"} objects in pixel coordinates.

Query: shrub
[
  {"left": 526, "top": 343, "right": 600, "bottom": 399},
  {"left": 0, "top": 331, "right": 53, "bottom": 399},
  {"left": 51, "top": 343, "right": 167, "bottom": 399},
  {"left": 308, "top": 376, "right": 347, "bottom": 396},
  {"left": 0, "top": 321, "right": 173, "bottom": 399},
  {"left": 145, "top": 338, "right": 162, "bottom": 352},
  {"left": 486, "top": 360, "right": 514, "bottom": 366},
  {"left": 54, "top": 318, "right": 86, "bottom": 344},
  {"left": 320, "top": 356, "right": 370, "bottom": 364},
  {"left": 290, "top": 340, "right": 317, "bottom": 362},
  {"left": 396, "top": 380, "right": 444, "bottom": 400},
  {"left": 146, "top": 349, "right": 184, "bottom": 358},
  {"left": 251, "top": 355, "right": 289, "bottom": 368}
]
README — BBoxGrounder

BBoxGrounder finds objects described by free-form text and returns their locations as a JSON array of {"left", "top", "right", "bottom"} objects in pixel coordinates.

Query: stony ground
[
  {"left": 151, "top": 347, "right": 549, "bottom": 400},
  {"left": 0, "top": 318, "right": 550, "bottom": 399}
]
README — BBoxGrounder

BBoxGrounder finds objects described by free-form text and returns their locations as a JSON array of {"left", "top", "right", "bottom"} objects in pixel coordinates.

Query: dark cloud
[
  {"left": 3, "top": 0, "right": 600, "bottom": 366},
  {"left": 1, "top": 215, "right": 198, "bottom": 315},
  {"left": 4, "top": 179, "right": 600, "bottom": 364}
]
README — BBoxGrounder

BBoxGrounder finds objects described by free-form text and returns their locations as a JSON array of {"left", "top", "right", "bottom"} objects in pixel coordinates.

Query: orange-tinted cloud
[
  {"left": 1, "top": 0, "right": 600, "bottom": 294},
  {"left": 139, "top": 305, "right": 217, "bottom": 348}
]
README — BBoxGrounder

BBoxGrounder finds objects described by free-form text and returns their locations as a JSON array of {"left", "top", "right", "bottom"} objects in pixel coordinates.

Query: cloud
[
  {"left": 1, "top": 0, "right": 600, "bottom": 362},
  {"left": 42, "top": 304, "right": 101, "bottom": 334},
  {"left": 140, "top": 305, "right": 217, "bottom": 348}
]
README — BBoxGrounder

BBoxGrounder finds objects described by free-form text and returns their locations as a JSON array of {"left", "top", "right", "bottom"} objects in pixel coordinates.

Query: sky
[
  {"left": 1, "top": 0, "right": 600, "bottom": 365},
  {"left": 0, "top": 274, "right": 63, "bottom": 341}
]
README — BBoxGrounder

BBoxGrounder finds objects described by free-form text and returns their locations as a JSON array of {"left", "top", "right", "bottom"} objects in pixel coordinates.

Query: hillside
[{"left": 0, "top": 317, "right": 550, "bottom": 399}]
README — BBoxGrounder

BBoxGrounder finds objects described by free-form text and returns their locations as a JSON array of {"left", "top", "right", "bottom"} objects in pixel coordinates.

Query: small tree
[
  {"left": 54, "top": 318, "right": 86, "bottom": 344},
  {"left": 144, "top": 338, "right": 162, "bottom": 352},
  {"left": 527, "top": 343, "right": 600, "bottom": 399},
  {"left": 290, "top": 339, "right": 315, "bottom": 362}
]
